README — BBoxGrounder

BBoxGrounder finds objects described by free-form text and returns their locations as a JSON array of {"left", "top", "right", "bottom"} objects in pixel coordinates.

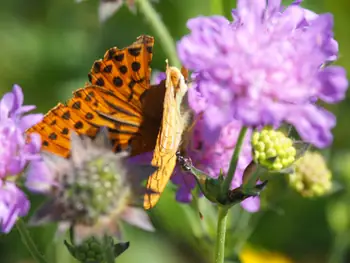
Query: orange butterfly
[{"left": 26, "top": 35, "right": 192, "bottom": 209}]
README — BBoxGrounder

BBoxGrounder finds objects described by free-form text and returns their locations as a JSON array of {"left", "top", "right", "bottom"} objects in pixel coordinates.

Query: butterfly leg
[{"left": 176, "top": 151, "right": 192, "bottom": 172}]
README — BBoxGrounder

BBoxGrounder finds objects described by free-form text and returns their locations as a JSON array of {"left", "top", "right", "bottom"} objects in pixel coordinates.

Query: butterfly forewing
[{"left": 26, "top": 35, "right": 159, "bottom": 157}]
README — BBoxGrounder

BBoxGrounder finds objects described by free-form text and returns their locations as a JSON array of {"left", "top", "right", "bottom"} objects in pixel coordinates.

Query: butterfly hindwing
[{"left": 144, "top": 64, "right": 190, "bottom": 209}]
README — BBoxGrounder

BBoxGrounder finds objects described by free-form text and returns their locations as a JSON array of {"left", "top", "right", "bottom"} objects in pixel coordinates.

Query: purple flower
[
  {"left": 0, "top": 84, "right": 43, "bottom": 233},
  {"left": 177, "top": 0, "right": 348, "bottom": 148},
  {"left": 172, "top": 88, "right": 260, "bottom": 212},
  {"left": 29, "top": 130, "right": 156, "bottom": 244}
]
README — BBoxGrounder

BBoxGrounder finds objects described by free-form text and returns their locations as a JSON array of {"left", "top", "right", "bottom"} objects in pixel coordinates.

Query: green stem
[
  {"left": 210, "top": 0, "right": 224, "bottom": 15},
  {"left": 16, "top": 219, "right": 48, "bottom": 263},
  {"left": 233, "top": 211, "right": 256, "bottom": 254},
  {"left": 136, "top": 0, "right": 180, "bottom": 68},
  {"left": 215, "top": 207, "right": 228, "bottom": 263},
  {"left": 103, "top": 235, "right": 115, "bottom": 263},
  {"left": 328, "top": 232, "right": 349, "bottom": 263},
  {"left": 221, "top": 127, "right": 248, "bottom": 197}
]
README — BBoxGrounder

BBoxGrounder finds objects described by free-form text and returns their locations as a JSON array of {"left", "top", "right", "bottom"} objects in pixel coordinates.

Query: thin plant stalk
[
  {"left": 103, "top": 235, "right": 115, "bottom": 263},
  {"left": 328, "top": 232, "right": 349, "bottom": 263},
  {"left": 136, "top": 0, "right": 181, "bottom": 68},
  {"left": 214, "top": 126, "right": 248, "bottom": 262},
  {"left": 215, "top": 207, "right": 228, "bottom": 263},
  {"left": 210, "top": 0, "right": 224, "bottom": 15},
  {"left": 221, "top": 127, "right": 248, "bottom": 197},
  {"left": 16, "top": 218, "right": 48, "bottom": 263}
]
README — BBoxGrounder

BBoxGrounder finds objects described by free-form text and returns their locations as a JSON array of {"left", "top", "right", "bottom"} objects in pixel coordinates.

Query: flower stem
[
  {"left": 221, "top": 127, "right": 248, "bottom": 198},
  {"left": 136, "top": 0, "right": 180, "bottom": 68},
  {"left": 16, "top": 219, "right": 48, "bottom": 263},
  {"left": 103, "top": 235, "right": 115, "bottom": 263},
  {"left": 328, "top": 232, "right": 349, "bottom": 263},
  {"left": 215, "top": 207, "right": 228, "bottom": 263},
  {"left": 210, "top": 0, "right": 224, "bottom": 15}
]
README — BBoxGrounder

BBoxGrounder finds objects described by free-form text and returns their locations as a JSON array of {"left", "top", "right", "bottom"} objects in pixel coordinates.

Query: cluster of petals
[
  {"left": 0, "top": 85, "right": 43, "bottom": 232},
  {"left": 177, "top": 0, "right": 348, "bottom": 148},
  {"left": 171, "top": 88, "right": 260, "bottom": 212}
]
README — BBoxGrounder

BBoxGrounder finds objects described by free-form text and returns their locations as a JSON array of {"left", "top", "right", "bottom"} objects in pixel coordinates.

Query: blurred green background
[{"left": 0, "top": 0, "right": 350, "bottom": 262}]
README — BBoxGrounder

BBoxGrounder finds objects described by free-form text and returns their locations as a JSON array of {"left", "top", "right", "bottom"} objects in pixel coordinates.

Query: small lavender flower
[
  {"left": 174, "top": 86, "right": 260, "bottom": 211},
  {"left": 28, "top": 129, "right": 156, "bottom": 244},
  {"left": 172, "top": 119, "right": 259, "bottom": 212},
  {"left": 0, "top": 84, "right": 43, "bottom": 233},
  {"left": 177, "top": 0, "right": 348, "bottom": 148}
]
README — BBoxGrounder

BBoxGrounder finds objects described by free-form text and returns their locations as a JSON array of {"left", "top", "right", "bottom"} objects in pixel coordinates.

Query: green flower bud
[
  {"left": 64, "top": 236, "right": 129, "bottom": 263},
  {"left": 252, "top": 127, "right": 296, "bottom": 171},
  {"left": 327, "top": 201, "right": 350, "bottom": 234},
  {"left": 64, "top": 236, "right": 104, "bottom": 263},
  {"left": 289, "top": 151, "right": 332, "bottom": 197}
]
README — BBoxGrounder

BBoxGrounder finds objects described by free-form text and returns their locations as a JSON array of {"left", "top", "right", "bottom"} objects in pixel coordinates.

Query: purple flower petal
[
  {"left": 14, "top": 105, "right": 37, "bottom": 116},
  {"left": 0, "top": 93, "right": 13, "bottom": 120},
  {"left": 175, "top": 186, "right": 193, "bottom": 203},
  {"left": 241, "top": 197, "right": 260, "bottom": 213},
  {"left": 25, "top": 133, "right": 42, "bottom": 154},
  {"left": 151, "top": 71, "right": 166, "bottom": 85},
  {"left": 12, "top": 84, "right": 24, "bottom": 111},
  {"left": 121, "top": 207, "right": 154, "bottom": 232},
  {"left": 25, "top": 159, "right": 58, "bottom": 194},
  {"left": 19, "top": 113, "right": 43, "bottom": 131},
  {"left": 0, "top": 182, "right": 30, "bottom": 233},
  {"left": 128, "top": 152, "right": 153, "bottom": 164},
  {"left": 319, "top": 66, "right": 348, "bottom": 103},
  {"left": 286, "top": 104, "right": 335, "bottom": 148}
]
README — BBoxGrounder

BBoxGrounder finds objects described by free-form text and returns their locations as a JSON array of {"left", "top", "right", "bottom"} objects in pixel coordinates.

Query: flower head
[
  {"left": 28, "top": 129, "right": 156, "bottom": 243},
  {"left": 177, "top": 0, "right": 348, "bottom": 148},
  {"left": 289, "top": 151, "right": 332, "bottom": 197},
  {"left": 0, "top": 84, "right": 43, "bottom": 233},
  {"left": 0, "top": 84, "right": 43, "bottom": 178},
  {"left": 172, "top": 86, "right": 259, "bottom": 211}
]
